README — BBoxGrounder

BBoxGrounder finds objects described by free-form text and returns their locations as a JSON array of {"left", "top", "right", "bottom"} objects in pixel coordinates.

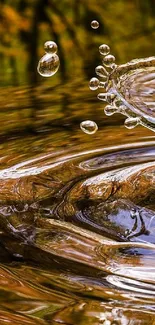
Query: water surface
[{"left": 0, "top": 80, "right": 154, "bottom": 324}]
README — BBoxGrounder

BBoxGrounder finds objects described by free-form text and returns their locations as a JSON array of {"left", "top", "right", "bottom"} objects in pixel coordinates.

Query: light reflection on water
[{"left": 0, "top": 80, "right": 154, "bottom": 324}]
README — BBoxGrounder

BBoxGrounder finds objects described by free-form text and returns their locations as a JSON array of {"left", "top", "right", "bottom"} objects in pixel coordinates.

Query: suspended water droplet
[
  {"left": 95, "top": 65, "right": 108, "bottom": 79},
  {"left": 91, "top": 20, "right": 99, "bottom": 29},
  {"left": 99, "top": 44, "right": 110, "bottom": 56},
  {"left": 124, "top": 117, "right": 140, "bottom": 129},
  {"left": 44, "top": 41, "right": 58, "bottom": 54},
  {"left": 98, "top": 92, "right": 115, "bottom": 103},
  {"left": 89, "top": 77, "right": 100, "bottom": 90},
  {"left": 80, "top": 120, "right": 98, "bottom": 134},
  {"left": 37, "top": 53, "right": 60, "bottom": 77},
  {"left": 104, "top": 105, "right": 117, "bottom": 116},
  {"left": 103, "top": 54, "right": 116, "bottom": 67}
]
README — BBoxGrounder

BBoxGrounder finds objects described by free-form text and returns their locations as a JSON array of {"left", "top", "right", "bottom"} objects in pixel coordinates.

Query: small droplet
[
  {"left": 98, "top": 92, "right": 115, "bottom": 103},
  {"left": 89, "top": 77, "right": 100, "bottom": 90},
  {"left": 91, "top": 20, "right": 99, "bottom": 29},
  {"left": 104, "top": 105, "right": 117, "bottom": 116},
  {"left": 44, "top": 41, "right": 58, "bottom": 54},
  {"left": 80, "top": 120, "right": 98, "bottom": 134},
  {"left": 124, "top": 117, "right": 140, "bottom": 129},
  {"left": 37, "top": 53, "right": 60, "bottom": 77},
  {"left": 99, "top": 44, "right": 110, "bottom": 56},
  {"left": 95, "top": 65, "right": 108, "bottom": 79},
  {"left": 103, "top": 54, "right": 116, "bottom": 67}
]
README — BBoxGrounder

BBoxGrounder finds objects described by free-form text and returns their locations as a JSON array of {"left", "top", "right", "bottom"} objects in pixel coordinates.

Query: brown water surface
[{"left": 0, "top": 81, "right": 154, "bottom": 324}]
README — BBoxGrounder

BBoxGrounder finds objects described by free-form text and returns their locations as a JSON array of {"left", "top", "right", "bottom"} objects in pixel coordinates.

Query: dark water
[{"left": 0, "top": 78, "right": 155, "bottom": 324}]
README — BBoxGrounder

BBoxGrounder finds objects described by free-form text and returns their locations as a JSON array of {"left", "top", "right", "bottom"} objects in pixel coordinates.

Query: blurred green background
[{"left": 0, "top": 0, "right": 155, "bottom": 86}]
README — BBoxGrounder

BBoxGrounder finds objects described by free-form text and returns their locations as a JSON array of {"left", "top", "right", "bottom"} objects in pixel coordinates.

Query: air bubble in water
[
  {"left": 124, "top": 117, "right": 140, "bottom": 129},
  {"left": 89, "top": 77, "right": 100, "bottom": 90},
  {"left": 37, "top": 53, "right": 60, "bottom": 77},
  {"left": 91, "top": 20, "right": 99, "bottom": 29},
  {"left": 99, "top": 44, "right": 110, "bottom": 56},
  {"left": 80, "top": 120, "right": 98, "bottom": 134},
  {"left": 103, "top": 54, "right": 116, "bottom": 67},
  {"left": 44, "top": 41, "right": 58, "bottom": 54}
]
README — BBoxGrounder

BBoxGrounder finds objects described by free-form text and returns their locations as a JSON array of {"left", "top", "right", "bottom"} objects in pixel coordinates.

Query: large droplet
[
  {"left": 91, "top": 20, "right": 99, "bottom": 29},
  {"left": 44, "top": 41, "right": 58, "bottom": 54},
  {"left": 89, "top": 77, "right": 100, "bottom": 90},
  {"left": 95, "top": 65, "right": 108, "bottom": 79},
  {"left": 37, "top": 53, "right": 60, "bottom": 77},
  {"left": 99, "top": 44, "right": 110, "bottom": 56},
  {"left": 80, "top": 120, "right": 98, "bottom": 134},
  {"left": 103, "top": 54, "right": 116, "bottom": 67},
  {"left": 104, "top": 105, "right": 117, "bottom": 116},
  {"left": 124, "top": 117, "right": 140, "bottom": 129}
]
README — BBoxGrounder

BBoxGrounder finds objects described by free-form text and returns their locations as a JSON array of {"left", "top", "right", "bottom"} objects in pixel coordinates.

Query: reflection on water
[{"left": 0, "top": 80, "right": 154, "bottom": 324}]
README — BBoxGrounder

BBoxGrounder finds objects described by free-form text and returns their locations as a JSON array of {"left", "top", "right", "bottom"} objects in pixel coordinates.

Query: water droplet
[
  {"left": 37, "top": 53, "right": 60, "bottom": 77},
  {"left": 124, "top": 117, "right": 140, "bottom": 129},
  {"left": 44, "top": 41, "right": 58, "bottom": 54},
  {"left": 103, "top": 54, "right": 116, "bottom": 67},
  {"left": 104, "top": 105, "right": 117, "bottom": 116},
  {"left": 80, "top": 120, "right": 98, "bottom": 134},
  {"left": 99, "top": 44, "right": 110, "bottom": 56},
  {"left": 91, "top": 20, "right": 99, "bottom": 29},
  {"left": 98, "top": 92, "right": 115, "bottom": 103},
  {"left": 89, "top": 77, "right": 100, "bottom": 90},
  {"left": 95, "top": 65, "right": 108, "bottom": 79}
]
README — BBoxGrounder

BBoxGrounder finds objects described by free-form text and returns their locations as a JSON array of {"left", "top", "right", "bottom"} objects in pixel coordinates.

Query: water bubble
[
  {"left": 44, "top": 41, "right": 58, "bottom": 54},
  {"left": 37, "top": 53, "right": 60, "bottom": 77},
  {"left": 103, "top": 54, "right": 116, "bottom": 67},
  {"left": 95, "top": 65, "right": 108, "bottom": 79},
  {"left": 80, "top": 120, "right": 98, "bottom": 134},
  {"left": 99, "top": 44, "right": 110, "bottom": 56},
  {"left": 89, "top": 77, "right": 100, "bottom": 90},
  {"left": 91, "top": 20, "right": 99, "bottom": 29},
  {"left": 104, "top": 105, "right": 117, "bottom": 116},
  {"left": 124, "top": 117, "right": 140, "bottom": 129}
]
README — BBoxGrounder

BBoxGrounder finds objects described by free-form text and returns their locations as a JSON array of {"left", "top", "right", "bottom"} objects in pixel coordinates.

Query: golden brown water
[{"left": 0, "top": 79, "right": 154, "bottom": 324}]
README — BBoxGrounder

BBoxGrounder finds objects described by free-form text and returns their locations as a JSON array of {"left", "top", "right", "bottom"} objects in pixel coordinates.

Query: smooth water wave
[{"left": 0, "top": 139, "right": 154, "bottom": 323}]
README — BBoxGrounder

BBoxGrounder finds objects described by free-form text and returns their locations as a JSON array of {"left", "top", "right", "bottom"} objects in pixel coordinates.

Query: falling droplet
[
  {"left": 37, "top": 53, "right": 60, "bottom": 77},
  {"left": 99, "top": 44, "right": 110, "bottom": 56},
  {"left": 44, "top": 41, "right": 58, "bottom": 54},
  {"left": 95, "top": 65, "right": 108, "bottom": 79},
  {"left": 124, "top": 117, "right": 140, "bottom": 129},
  {"left": 80, "top": 120, "right": 98, "bottom": 134},
  {"left": 91, "top": 20, "right": 99, "bottom": 29},
  {"left": 89, "top": 77, "right": 100, "bottom": 90},
  {"left": 104, "top": 105, "right": 117, "bottom": 116},
  {"left": 103, "top": 54, "right": 116, "bottom": 67}
]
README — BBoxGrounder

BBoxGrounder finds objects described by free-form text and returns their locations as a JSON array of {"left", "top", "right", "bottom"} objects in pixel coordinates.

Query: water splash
[
  {"left": 91, "top": 44, "right": 155, "bottom": 132},
  {"left": 37, "top": 41, "right": 60, "bottom": 77}
]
